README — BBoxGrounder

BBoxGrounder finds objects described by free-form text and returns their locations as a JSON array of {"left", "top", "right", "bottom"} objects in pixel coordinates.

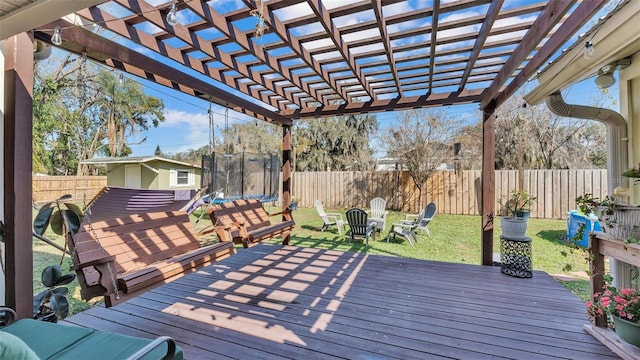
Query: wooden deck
[{"left": 65, "top": 244, "right": 618, "bottom": 359}]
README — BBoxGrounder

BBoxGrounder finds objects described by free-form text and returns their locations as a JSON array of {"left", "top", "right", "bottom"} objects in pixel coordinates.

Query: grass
[{"left": 30, "top": 206, "right": 591, "bottom": 317}]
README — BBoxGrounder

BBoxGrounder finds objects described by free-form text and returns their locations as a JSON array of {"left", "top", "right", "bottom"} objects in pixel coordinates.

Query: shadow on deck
[{"left": 65, "top": 244, "right": 617, "bottom": 359}]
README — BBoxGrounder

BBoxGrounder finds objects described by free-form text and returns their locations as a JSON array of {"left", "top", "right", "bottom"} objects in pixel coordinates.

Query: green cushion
[
  {"left": 0, "top": 332, "right": 40, "bottom": 360},
  {"left": 1, "top": 319, "right": 93, "bottom": 359},
  {"left": 1, "top": 318, "right": 182, "bottom": 360},
  {"left": 52, "top": 331, "right": 183, "bottom": 360}
]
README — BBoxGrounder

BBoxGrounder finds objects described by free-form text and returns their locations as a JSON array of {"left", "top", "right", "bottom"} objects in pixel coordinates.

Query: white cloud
[
  {"left": 160, "top": 107, "right": 254, "bottom": 153},
  {"left": 145, "top": 0, "right": 170, "bottom": 6},
  {"left": 161, "top": 109, "right": 210, "bottom": 152},
  {"left": 382, "top": 2, "right": 415, "bottom": 17},
  {"left": 273, "top": 3, "right": 313, "bottom": 22},
  {"left": 342, "top": 28, "right": 380, "bottom": 43}
]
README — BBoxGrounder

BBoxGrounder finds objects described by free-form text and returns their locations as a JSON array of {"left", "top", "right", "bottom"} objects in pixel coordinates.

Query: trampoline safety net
[{"left": 201, "top": 152, "right": 280, "bottom": 202}]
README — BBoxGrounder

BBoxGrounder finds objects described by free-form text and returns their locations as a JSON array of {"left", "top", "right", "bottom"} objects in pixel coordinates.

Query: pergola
[{"left": 1, "top": 0, "right": 610, "bottom": 318}]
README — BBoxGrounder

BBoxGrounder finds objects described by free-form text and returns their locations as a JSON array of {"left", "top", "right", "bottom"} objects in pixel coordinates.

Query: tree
[
  {"left": 494, "top": 92, "right": 606, "bottom": 170},
  {"left": 93, "top": 71, "right": 164, "bottom": 157},
  {"left": 293, "top": 114, "right": 378, "bottom": 171},
  {"left": 33, "top": 52, "right": 165, "bottom": 175},
  {"left": 154, "top": 145, "right": 162, "bottom": 156},
  {"left": 379, "top": 109, "right": 463, "bottom": 206}
]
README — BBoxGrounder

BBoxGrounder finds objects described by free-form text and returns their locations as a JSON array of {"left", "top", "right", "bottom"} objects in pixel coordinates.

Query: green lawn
[{"left": 31, "top": 205, "right": 592, "bottom": 317}]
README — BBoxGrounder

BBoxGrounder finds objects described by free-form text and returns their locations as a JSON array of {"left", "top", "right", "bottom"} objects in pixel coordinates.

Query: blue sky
[{"left": 86, "top": 0, "right": 618, "bottom": 157}]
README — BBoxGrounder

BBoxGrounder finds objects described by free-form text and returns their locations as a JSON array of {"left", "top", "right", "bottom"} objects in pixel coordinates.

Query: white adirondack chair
[
  {"left": 366, "top": 197, "right": 388, "bottom": 231},
  {"left": 315, "top": 200, "right": 345, "bottom": 234}
]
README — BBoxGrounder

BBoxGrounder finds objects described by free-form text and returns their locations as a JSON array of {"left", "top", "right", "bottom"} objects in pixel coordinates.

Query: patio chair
[
  {"left": 402, "top": 202, "right": 437, "bottom": 236},
  {"left": 315, "top": 200, "right": 345, "bottom": 234},
  {"left": 346, "top": 208, "right": 377, "bottom": 246},
  {"left": 366, "top": 197, "right": 388, "bottom": 231},
  {"left": 386, "top": 222, "right": 417, "bottom": 246},
  {"left": 0, "top": 307, "right": 182, "bottom": 359}
]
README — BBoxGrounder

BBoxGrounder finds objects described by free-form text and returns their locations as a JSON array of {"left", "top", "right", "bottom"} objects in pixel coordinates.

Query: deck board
[{"left": 65, "top": 244, "right": 618, "bottom": 359}]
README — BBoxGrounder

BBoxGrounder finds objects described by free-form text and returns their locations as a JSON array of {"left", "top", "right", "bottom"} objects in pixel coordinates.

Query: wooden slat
[{"left": 65, "top": 244, "right": 617, "bottom": 359}]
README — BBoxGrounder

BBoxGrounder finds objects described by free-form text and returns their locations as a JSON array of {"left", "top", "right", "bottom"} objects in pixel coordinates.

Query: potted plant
[
  {"left": 588, "top": 282, "right": 640, "bottom": 346},
  {"left": 575, "top": 193, "right": 640, "bottom": 242},
  {"left": 499, "top": 190, "right": 537, "bottom": 239}
]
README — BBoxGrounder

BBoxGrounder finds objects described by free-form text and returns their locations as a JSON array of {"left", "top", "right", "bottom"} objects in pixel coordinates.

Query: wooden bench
[
  {"left": 208, "top": 199, "right": 295, "bottom": 248},
  {"left": 70, "top": 210, "right": 235, "bottom": 307}
]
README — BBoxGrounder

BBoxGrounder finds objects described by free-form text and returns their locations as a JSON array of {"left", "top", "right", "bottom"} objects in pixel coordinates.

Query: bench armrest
[
  {"left": 268, "top": 210, "right": 294, "bottom": 222},
  {"left": 73, "top": 255, "right": 116, "bottom": 270},
  {"left": 127, "top": 336, "right": 177, "bottom": 360}
]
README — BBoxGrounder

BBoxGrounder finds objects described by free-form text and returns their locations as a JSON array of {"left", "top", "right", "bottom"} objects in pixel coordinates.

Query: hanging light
[
  {"left": 166, "top": 2, "right": 178, "bottom": 26},
  {"left": 118, "top": 73, "right": 125, "bottom": 86},
  {"left": 583, "top": 39, "right": 595, "bottom": 60},
  {"left": 51, "top": 26, "right": 63, "bottom": 46}
]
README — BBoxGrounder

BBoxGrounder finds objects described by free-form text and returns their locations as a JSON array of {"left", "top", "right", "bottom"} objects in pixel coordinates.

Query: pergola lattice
[{"left": 34, "top": 0, "right": 604, "bottom": 124}]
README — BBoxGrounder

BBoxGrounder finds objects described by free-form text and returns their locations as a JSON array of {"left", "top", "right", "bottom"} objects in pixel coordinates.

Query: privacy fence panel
[
  {"left": 295, "top": 169, "right": 608, "bottom": 219},
  {"left": 32, "top": 176, "right": 107, "bottom": 203},
  {"left": 35, "top": 170, "right": 607, "bottom": 219}
]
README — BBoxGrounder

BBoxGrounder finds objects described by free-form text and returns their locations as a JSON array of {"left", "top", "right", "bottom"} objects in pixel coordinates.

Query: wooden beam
[
  {"left": 428, "top": 0, "right": 440, "bottom": 95},
  {"left": 480, "top": 0, "right": 576, "bottom": 108},
  {"left": 282, "top": 125, "right": 292, "bottom": 245},
  {"left": 481, "top": 101, "right": 496, "bottom": 266},
  {"left": 281, "top": 89, "right": 482, "bottom": 119},
  {"left": 0, "top": 0, "right": 105, "bottom": 39},
  {"left": 240, "top": 0, "right": 349, "bottom": 104},
  {"left": 39, "top": 20, "right": 292, "bottom": 126},
  {"left": 111, "top": 0, "right": 305, "bottom": 109},
  {"left": 457, "top": 0, "right": 504, "bottom": 92},
  {"left": 372, "top": 0, "right": 401, "bottom": 98},
  {"left": 308, "top": 0, "right": 375, "bottom": 100},
  {"left": 3, "top": 33, "right": 34, "bottom": 318}
]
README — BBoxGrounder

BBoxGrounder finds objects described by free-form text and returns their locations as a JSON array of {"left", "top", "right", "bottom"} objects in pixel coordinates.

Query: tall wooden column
[
  {"left": 481, "top": 101, "right": 496, "bottom": 266},
  {"left": 3, "top": 33, "right": 34, "bottom": 317},
  {"left": 282, "top": 124, "right": 292, "bottom": 245}
]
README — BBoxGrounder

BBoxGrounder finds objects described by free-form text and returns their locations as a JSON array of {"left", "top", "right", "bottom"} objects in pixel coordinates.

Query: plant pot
[
  {"left": 612, "top": 315, "right": 640, "bottom": 347},
  {"left": 500, "top": 217, "right": 528, "bottom": 240},
  {"left": 596, "top": 205, "right": 640, "bottom": 241}
]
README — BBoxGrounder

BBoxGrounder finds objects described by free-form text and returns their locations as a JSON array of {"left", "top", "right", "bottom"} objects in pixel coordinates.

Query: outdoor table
[{"left": 500, "top": 236, "right": 532, "bottom": 278}]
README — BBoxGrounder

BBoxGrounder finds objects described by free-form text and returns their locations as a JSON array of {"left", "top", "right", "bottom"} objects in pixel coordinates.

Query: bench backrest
[
  {"left": 72, "top": 211, "right": 200, "bottom": 284},
  {"left": 208, "top": 199, "right": 272, "bottom": 234}
]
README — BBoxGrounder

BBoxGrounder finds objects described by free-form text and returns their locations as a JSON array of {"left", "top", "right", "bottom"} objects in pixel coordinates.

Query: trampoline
[{"left": 189, "top": 152, "right": 280, "bottom": 218}]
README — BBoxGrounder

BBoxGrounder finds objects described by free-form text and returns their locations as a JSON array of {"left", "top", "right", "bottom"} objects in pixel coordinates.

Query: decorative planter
[
  {"left": 596, "top": 205, "right": 640, "bottom": 241},
  {"left": 500, "top": 217, "right": 528, "bottom": 240},
  {"left": 612, "top": 315, "right": 640, "bottom": 347}
]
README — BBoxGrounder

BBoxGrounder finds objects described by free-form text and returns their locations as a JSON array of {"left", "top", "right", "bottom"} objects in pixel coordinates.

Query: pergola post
[
  {"left": 3, "top": 32, "right": 34, "bottom": 317},
  {"left": 481, "top": 101, "right": 496, "bottom": 266},
  {"left": 282, "top": 124, "right": 292, "bottom": 245}
]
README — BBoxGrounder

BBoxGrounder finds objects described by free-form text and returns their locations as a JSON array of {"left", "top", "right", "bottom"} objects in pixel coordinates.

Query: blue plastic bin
[{"left": 567, "top": 210, "right": 602, "bottom": 247}]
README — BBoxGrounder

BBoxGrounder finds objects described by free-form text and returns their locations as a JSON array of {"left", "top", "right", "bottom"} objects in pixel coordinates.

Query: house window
[
  {"left": 176, "top": 170, "right": 190, "bottom": 185},
  {"left": 170, "top": 168, "right": 195, "bottom": 187}
]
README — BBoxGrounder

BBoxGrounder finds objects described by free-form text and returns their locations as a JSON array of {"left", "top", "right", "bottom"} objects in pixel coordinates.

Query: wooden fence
[
  {"left": 32, "top": 176, "right": 107, "bottom": 203},
  {"left": 293, "top": 169, "right": 609, "bottom": 220},
  {"left": 31, "top": 170, "right": 608, "bottom": 219}
]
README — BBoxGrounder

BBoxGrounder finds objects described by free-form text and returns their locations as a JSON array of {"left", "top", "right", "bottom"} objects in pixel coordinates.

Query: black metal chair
[{"left": 346, "top": 208, "right": 376, "bottom": 246}]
